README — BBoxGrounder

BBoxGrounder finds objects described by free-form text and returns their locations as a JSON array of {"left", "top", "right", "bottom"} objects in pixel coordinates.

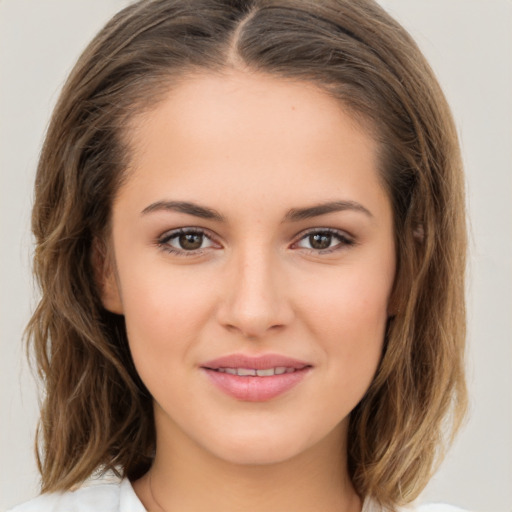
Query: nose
[{"left": 216, "top": 248, "right": 294, "bottom": 339}]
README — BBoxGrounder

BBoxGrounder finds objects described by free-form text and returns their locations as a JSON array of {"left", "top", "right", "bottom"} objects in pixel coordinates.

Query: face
[{"left": 101, "top": 71, "right": 396, "bottom": 467}]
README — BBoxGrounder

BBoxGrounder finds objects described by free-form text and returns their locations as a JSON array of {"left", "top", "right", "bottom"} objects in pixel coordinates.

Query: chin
[
  {"left": 212, "top": 436, "right": 309, "bottom": 466},
  {"left": 199, "top": 420, "right": 339, "bottom": 467}
]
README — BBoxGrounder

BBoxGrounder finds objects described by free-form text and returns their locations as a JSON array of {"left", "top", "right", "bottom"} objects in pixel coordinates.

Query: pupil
[
  {"left": 310, "top": 233, "right": 331, "bottom": 250},
  {"left": 179, "top": 233, "right": 203, "bottom": 250}
]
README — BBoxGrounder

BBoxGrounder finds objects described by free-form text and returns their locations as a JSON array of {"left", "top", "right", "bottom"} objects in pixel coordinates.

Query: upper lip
[{"left": 201, "top": 353, "right": 311, "bottom": 370}]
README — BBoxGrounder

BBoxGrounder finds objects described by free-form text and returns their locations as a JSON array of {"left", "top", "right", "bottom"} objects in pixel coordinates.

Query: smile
[
  {"left": 201, "top": 354, "right": 312, "bottom": 401},
  {"left": 211, "top": 367, "right": 298, "bottom": 376}
]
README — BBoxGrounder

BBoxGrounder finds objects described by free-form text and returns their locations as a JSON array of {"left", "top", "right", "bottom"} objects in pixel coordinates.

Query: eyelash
[
  {"left": 293, "top": 228, "right": 355, "bottom": 254},
  {"left": 156, "top": 227, "right": 355, "bottom": 257},
  {"left": 157, "top": 228, "right": 219, "bottom": 257}
]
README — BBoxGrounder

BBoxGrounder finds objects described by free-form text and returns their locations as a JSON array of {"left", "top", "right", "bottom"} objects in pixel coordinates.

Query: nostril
[
  {"left": 228, "top": 322, "right": 286, "bottom": 339},
  {"left": 215, "top": 272, "right": 295, "bottom": 338}
]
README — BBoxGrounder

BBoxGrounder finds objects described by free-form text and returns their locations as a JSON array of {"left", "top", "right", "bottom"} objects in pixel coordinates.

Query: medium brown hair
[{"left": 27, "top": 0, "right": 467, "bottom": 508}]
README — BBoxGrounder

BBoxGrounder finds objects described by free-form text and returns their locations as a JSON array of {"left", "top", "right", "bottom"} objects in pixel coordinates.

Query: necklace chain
[
  {"left": 147, "top": 471, "right": 363, "bottom": 512},
  {"left": 148, "top": 472, "right": 168, "bottom": 512}
]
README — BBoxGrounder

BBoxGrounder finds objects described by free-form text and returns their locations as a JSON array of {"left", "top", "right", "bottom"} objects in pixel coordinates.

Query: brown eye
[
  {"left": 179, "top": 233, "right": 203, "bottom": 250},
  {"left": 309, "top": 233, "right": 332, "bottom": 250},
  {"left": 158, "top": 228, "right": 216, "bottom": 254},
  {"left": 295, "top": 229, "right": 354, "bottom": 253}
]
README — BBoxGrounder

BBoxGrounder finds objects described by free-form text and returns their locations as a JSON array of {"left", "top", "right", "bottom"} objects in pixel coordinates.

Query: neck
[{"left": 133, "top": 417, "right": 361, "bottom": 512}]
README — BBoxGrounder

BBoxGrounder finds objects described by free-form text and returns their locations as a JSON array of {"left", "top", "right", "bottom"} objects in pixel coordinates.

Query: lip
[
  {"left": 202, "top": 353, "right": 310, "bottom": 371},
  {"left": 201, "top": 353, "right": 312, "bottom": 402}
]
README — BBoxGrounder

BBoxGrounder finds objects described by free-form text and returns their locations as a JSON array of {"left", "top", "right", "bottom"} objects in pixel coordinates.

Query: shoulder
[
  {"left": 6, "top": 482, "right": 121, "bottom": 512},
  {"left": 414, "top": 506, "right": 469, "bottom": 512},
  {"left": 364, "top": 499, "right": 470, "bottom": 512},
  {"left": 6, "top": 479, "right": 145, "bottom": 512}
]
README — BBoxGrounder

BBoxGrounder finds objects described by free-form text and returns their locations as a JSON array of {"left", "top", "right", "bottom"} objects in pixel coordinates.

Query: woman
[{"left": 9, "top": 0, "right": 467, "bottom": 510}]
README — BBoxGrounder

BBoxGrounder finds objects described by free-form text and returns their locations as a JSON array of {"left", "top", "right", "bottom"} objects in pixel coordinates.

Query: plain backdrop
[{"left": 1, "top": 1, "right": 511, "bottom": 510}]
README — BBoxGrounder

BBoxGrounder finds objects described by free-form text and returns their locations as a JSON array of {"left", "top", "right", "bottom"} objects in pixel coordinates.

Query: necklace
[
  {"left": 147, "top": 471, "right": 365, "bottom": 512},
  {"left": 148, "top": 472, "right": 167, "bottom": 512}
]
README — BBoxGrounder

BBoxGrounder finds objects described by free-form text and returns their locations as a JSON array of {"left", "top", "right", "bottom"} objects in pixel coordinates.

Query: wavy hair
[{"left": 27, "top": 0, "right": 467, "bottom": 508}]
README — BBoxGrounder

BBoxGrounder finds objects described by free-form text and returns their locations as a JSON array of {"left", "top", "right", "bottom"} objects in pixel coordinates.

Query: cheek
[
  {"left": 303, "top": 266, "right": 392, "bottom": 338},
  {"left": 300, "top": 266, "right": 392, "bottom": 387},
  {"left": 116, "top": 261, "right": 216, "bottom": 368}
]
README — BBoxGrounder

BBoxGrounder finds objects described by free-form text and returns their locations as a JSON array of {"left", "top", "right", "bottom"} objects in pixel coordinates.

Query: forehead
[
  {"left": 129, "top": 70, "right": 376, "bottom": 152},
  {"left": 118, "top": 70, "right": 387, "bottom": 216}
]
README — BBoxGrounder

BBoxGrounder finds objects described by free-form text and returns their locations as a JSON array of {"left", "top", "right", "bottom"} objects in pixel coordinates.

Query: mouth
[
  {"left": 207, "top": 366, "right": 301, "bottom": 376},
  {"left": 201, "top": 354, "right": 312, "bottom": 402}
]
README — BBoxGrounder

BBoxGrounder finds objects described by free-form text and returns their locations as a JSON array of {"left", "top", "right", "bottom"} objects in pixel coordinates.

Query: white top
[{"left": 6, "top": 479, "right": 468, "bottom": 512}]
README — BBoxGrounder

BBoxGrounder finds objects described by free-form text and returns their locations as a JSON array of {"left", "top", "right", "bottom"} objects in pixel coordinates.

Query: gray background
[{"left": 1, "top": 1, "right": 511, "bottom": 510}]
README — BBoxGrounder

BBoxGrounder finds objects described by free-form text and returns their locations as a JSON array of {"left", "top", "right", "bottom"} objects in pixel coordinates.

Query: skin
[{"left": 100, "top": 70, "right": 396, "bottom": 512}]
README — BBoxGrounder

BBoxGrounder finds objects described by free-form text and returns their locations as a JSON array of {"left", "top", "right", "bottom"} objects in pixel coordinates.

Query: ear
[
  {"left": 386, "top": 275, "right": 402, "bottom": 318},
  {"left": 387, "top": 292, "right": 400, "bottom": 318},
  {"left": 92, "top": 238, "right": 124, "bottom": 315},
  {"left": 386, "top": 223, "right": 425, "bottom": 318},
  {"left": 413, "top": 223, "right": 425, "bottom": 242}
]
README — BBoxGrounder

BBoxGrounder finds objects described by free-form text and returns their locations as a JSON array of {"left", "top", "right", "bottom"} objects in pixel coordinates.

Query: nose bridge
[{"left": 218, "top": 241, "right": 291, "bottom": 338}]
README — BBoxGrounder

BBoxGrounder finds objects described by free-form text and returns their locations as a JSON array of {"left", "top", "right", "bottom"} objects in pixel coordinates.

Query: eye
[
  {"left": 294, "top": 228, "right": 354, "bottom": 253},
  {"left": 158, "top": 228, "right": 218, "bottom": 255}
]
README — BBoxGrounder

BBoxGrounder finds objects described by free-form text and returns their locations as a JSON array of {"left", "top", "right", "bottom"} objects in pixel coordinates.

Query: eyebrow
[
  {"left": 141, "top": 199, "right": 372, "bottom": 222},
  {"left": 283, "top": 200, "right": 373, "bottom": 222},
  {"left": 141, "top": 200, "right": 226, "bottom": 221}
]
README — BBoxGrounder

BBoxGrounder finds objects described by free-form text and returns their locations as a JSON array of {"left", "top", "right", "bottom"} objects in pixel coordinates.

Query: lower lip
[{"left": 202, "top": 368, "right": 311, "bottom": 402}]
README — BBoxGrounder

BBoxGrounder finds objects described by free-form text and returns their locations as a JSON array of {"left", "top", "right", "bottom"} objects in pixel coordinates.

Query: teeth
[
  {"left": 237, "top": 368, "right": 257, "bottom": 376},
  {"left": 215, "top": 367, "right": 297, "bottom": 376},
  {"left": 256, "top": 368, "right": 275, "bottom": 377}
]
